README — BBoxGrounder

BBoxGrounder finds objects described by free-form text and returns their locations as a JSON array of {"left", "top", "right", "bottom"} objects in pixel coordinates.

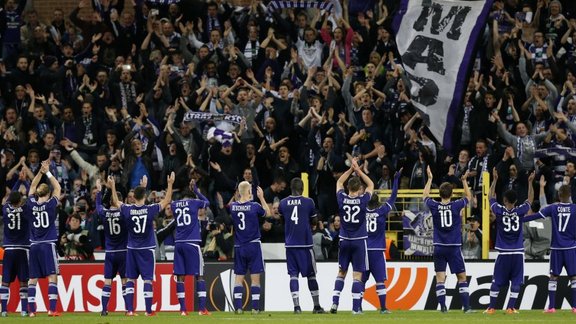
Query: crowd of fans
[{"left": 1, "top": 0, "right": 575, "bottom": 260}]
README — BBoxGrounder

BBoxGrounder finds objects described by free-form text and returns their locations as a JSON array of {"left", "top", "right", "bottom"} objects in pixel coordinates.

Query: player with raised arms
[
  {"left": 523, "top": 184, "right": 576, "bottom": 313},
  {"left": 26, "top": 160, "right": 62, "bottom": 317},
  {"left": 484, "top": 168, "right": 534, "bottom": 314},
  {"left": 423, "top": 166, "right": 473, "bottom": 313},
  {"left": 330, "top": 158, "right": 373, "bottom": 315},
  {"left": 171, "top": 179, "right": 211, "bottom": 316},
  {"left": 109, "top": 173, "right": 175, "bottom": 316}
]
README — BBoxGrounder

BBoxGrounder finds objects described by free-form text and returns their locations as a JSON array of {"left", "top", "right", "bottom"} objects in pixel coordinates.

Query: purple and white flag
[{"left": 393, "top": 0, "right": 493, "bottom": 152}]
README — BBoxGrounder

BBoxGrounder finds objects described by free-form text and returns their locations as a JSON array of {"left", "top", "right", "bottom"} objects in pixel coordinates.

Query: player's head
[
  {"left": 238, "top": 181, "right": 252, "bottom": 199},
  {"left": 558, "top": 184, "right": 571, "bottom": 202},
  {"left": 290, "top": 178, "right": 304, "bottom": 196},
  {"left": 347, "top": 176, "right": 362, "bottom": 193},
  {"left": 439, "top": 182, "right": 453, "bottom": 199},
  {"left": 368, "top": 192, "right": 380, "bottom": 210},
  {"left": 134, "top": 186, "right": 147, "bottom": 202},
  {"left": 36, "top": 183, "right": 51, "bottom": 198},
  {"left": 182, "top": 190, "right": 195, "bottom": 199},
  {"left": 8, "top": 191, "right": 23, "bottom": 206},
  {"left": 503, "top": 190, "right": 517, "bottom": 205}
]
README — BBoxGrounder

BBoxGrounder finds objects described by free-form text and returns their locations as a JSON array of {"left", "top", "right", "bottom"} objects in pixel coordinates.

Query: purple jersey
[
  {"left": 537, "top": 203, "right": 576, "bottom": 250},
  {"left": 231, "top": 201, "right": 265, "bottom": 246},
  {"left": 95, "top": 192, "right": 128, "bottom": 251},
  {"left": 25, "top": 196, "right": 59, "bottom": 244},
  {"left": 366, "top": 202, "right": 393, "bottom": 250},
  {"left": 171, "top": 199, "right": 207, "bottom": 243},
  {"left": 425, "top": 197, "right": 468, "bottom": 246},
  {"left": 490, "top": 198, "right": 530, "bottom": 252},
  {"left": 120, "top": 203, "right": 160, "bottom": 249},
  {"left": 2, "top": 203, "right": 30, "bottom": 248},
  {"left": 279, "top": 196, "right": 316, "bottom": 247},
  {"left": 337, "top": 190, "right": 371, "bottom": 240}
]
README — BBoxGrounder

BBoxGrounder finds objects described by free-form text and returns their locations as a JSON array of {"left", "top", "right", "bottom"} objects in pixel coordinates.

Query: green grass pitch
[{"left": 0, "top": 310, "right": 573, "bottom": 323}]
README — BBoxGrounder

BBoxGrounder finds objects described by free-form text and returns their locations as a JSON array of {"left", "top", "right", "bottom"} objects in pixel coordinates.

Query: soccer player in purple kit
[
  {"left": 362, "top": 167, "right": 402, "bottom": 314},
  {"left": 110, "top": 173, "right": 175, "bottom": 316},
  {"left": 1, "top": 190, "right": 30, "bottom": 317},
  {"left": 230, "top": 181, "right": 271, "bottom": 314},
  {"left": 94, "top": 178, "right": 129, "bottom": 316},
  {"left": 171, "top": 179, "right": 211, "bottom": 316},
  {"left": 26, "top": 160, "right": 62, "bottom": 317},
  {"left": 423, "top": 166, "right": 473, "bottom": 313},
  {"left": 278, "top": 178, "right": 325, "bottom": 314},
  {"left": 330, "top": 158, "right": 373, "bottom": 315},
  {"left": 484, "top": 168, "right": 534, "bottom": 314},
  {"left": 523, "top": 184, "right": 576, "bottom": 313}
]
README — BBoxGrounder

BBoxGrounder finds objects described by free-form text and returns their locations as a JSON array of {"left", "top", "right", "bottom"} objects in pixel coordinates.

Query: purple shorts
[
  {"left": 549, "top": 249, "right": 576, "bottom": 276},
  {"left": 286, "top": 248, "right": 316, "bottom": 277},
  {"left": 234, "top": 242, "right": 264, "bottom": 275},
  {"left": 433, "top": 245, "right": 466, "bottom": 274},
  {"left": 366, "top": 250, "right": 387, "bottom": 282},
  {"left": 493, "top": 253, "right": 524, "bottom": 287},
  {"left": 29, "top": 243, "right": 59, "bottom": 279},
  {"left": 104, "top": 250, "right": 127, "bottom": 279},
  {"left": 173, "top": 243, "right": 203, "bottom": 276},
  {"left": 2, "top": 248, "right": 29, "bottom": 283},
  {"left": 126, "top": 249, "right": 155, "bottom": 280},
  {"left": 338, "top": 239, "right": 368, "bottom": 273}
]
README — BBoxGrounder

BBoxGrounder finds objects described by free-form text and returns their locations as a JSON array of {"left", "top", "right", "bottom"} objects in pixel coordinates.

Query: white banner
[
  {"left": 393, "top": 0, "right": 493, "bottom": 152},
  {"left": 265, "top": 262, "right": 573, "bottom": 311}
]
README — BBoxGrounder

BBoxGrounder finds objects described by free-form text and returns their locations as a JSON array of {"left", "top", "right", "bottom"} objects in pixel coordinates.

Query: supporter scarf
[
  {"left": 266, "top": 0, "right": 334, "bottom": 13},
  {"left": 119, "top": 82, "right": 137, "bottom": 109},
  {"left": 183, "top": 111, "right": 243, "bottom": 124}
]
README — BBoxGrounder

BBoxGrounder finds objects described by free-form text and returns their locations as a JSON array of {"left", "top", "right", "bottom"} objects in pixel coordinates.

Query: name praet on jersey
[{"left": 438, "top": 205, "right": 450, "bottom": 211}]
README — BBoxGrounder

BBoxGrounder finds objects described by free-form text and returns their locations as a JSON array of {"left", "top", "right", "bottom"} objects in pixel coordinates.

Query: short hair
[
  {"left": 69, "top": 213, "right": 82, "bottom": 222},
  {"left": 134, "top": 186, "right": 147, "bottom": 201},
  {"left": 503, "top": 190, "right": 517, "bottom": 205},
  {"left": 36, "top": 183, "right": 50, "bottom": 198},
  {"left": 439, "top": 182, "right": 453, "bottom": 199},
  {"left": 291, "top": 178, "right": 304, "bottom": 196},
  {"left": 367, "top": 193, "right": 380, "bottom": 210},
  {"left": 558, "top": 184, "right": 571, "bottom": 202},
  {"left": 8, "top": 191, "right": 22, "bottom": 206},
  {"left": 238, "top": 181, "right": 251, "bottom": 196},
  {"left": 347, "top": 176, "right": 362, "bottom": 193}
]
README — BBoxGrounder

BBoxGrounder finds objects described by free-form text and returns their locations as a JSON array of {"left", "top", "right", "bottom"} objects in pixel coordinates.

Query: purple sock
[
  {"left": 197, "top": 279, "right": 207, "bottom": 312},
  {"left": 19, "top": 287, "right": 28, "bottom": 313},
  {"left": 548, "top": 280, "right": 557, "bottom": 309},
  {"left": 251, "top": 286, "right": 260, "bottom": 311},
  {"left": 176, "top": 281, "right": 186, "bottom": 312},
  {"left": 488, "top": 283, "right": 499, "bottom": 309},
  {"left": 458, "top": 282, "right": 470, "bottom": 310},
  {"left": 27, "top": 284, "right": 36, "bottom": 313},
  {"left": 436, "top": 284, "right": 446, "bottom": 309},
  {"left": 507, "top": 285, "right": 520, "bottom": 309},
  {"left": 332, "top": 277, "right": 345, "bottom": 305},
  {"left": 144, "top": 282, "right": 153, "bottom": 314},
  {"left": 125, "top": 281, "right": 134, "bottom": 312},
  {"left": 290, "top": 277, "right": 299, "bottom": 307},
  {"left": 0, "top": 286, "right": 8, "bottom": 312},
  {"left": 352, "top": 280, "right": 363, "bottom": 312},
  {"left": 376, "top": 283, "right": 387, "bottom": 310},
  {"left": 101, "top": 284, "right": 111, "bottom": 312},
  {"left": 308, "top": 277, "right": 320, "bottom": 307},
  {"left": 233, "top": 285, "right": 243, "bottom": 311},
  {"left": 48, "top": 282, "right": 58, "bottom": 312}
]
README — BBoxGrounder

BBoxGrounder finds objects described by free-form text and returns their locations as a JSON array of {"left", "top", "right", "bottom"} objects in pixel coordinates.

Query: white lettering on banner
[
  {"left": 86, "top": 274, "right": 105, "bottom": 312},
  {"left": 58, "top": 275, "right": 85, "bottom": 311},
  {"left": 264, "top": 262, "right": 573, "bottom": 311},
  {"left": 160, "top": 274, "right": 180, "bottom": 311}
]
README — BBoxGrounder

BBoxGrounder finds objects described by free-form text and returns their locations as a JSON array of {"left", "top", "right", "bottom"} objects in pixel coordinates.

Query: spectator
[
  {"left": 58, "top": 213, "right": 94, "bottom": 260},
  {"left": 462, "top": 216, "right": 482, "bottom": 260}
]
